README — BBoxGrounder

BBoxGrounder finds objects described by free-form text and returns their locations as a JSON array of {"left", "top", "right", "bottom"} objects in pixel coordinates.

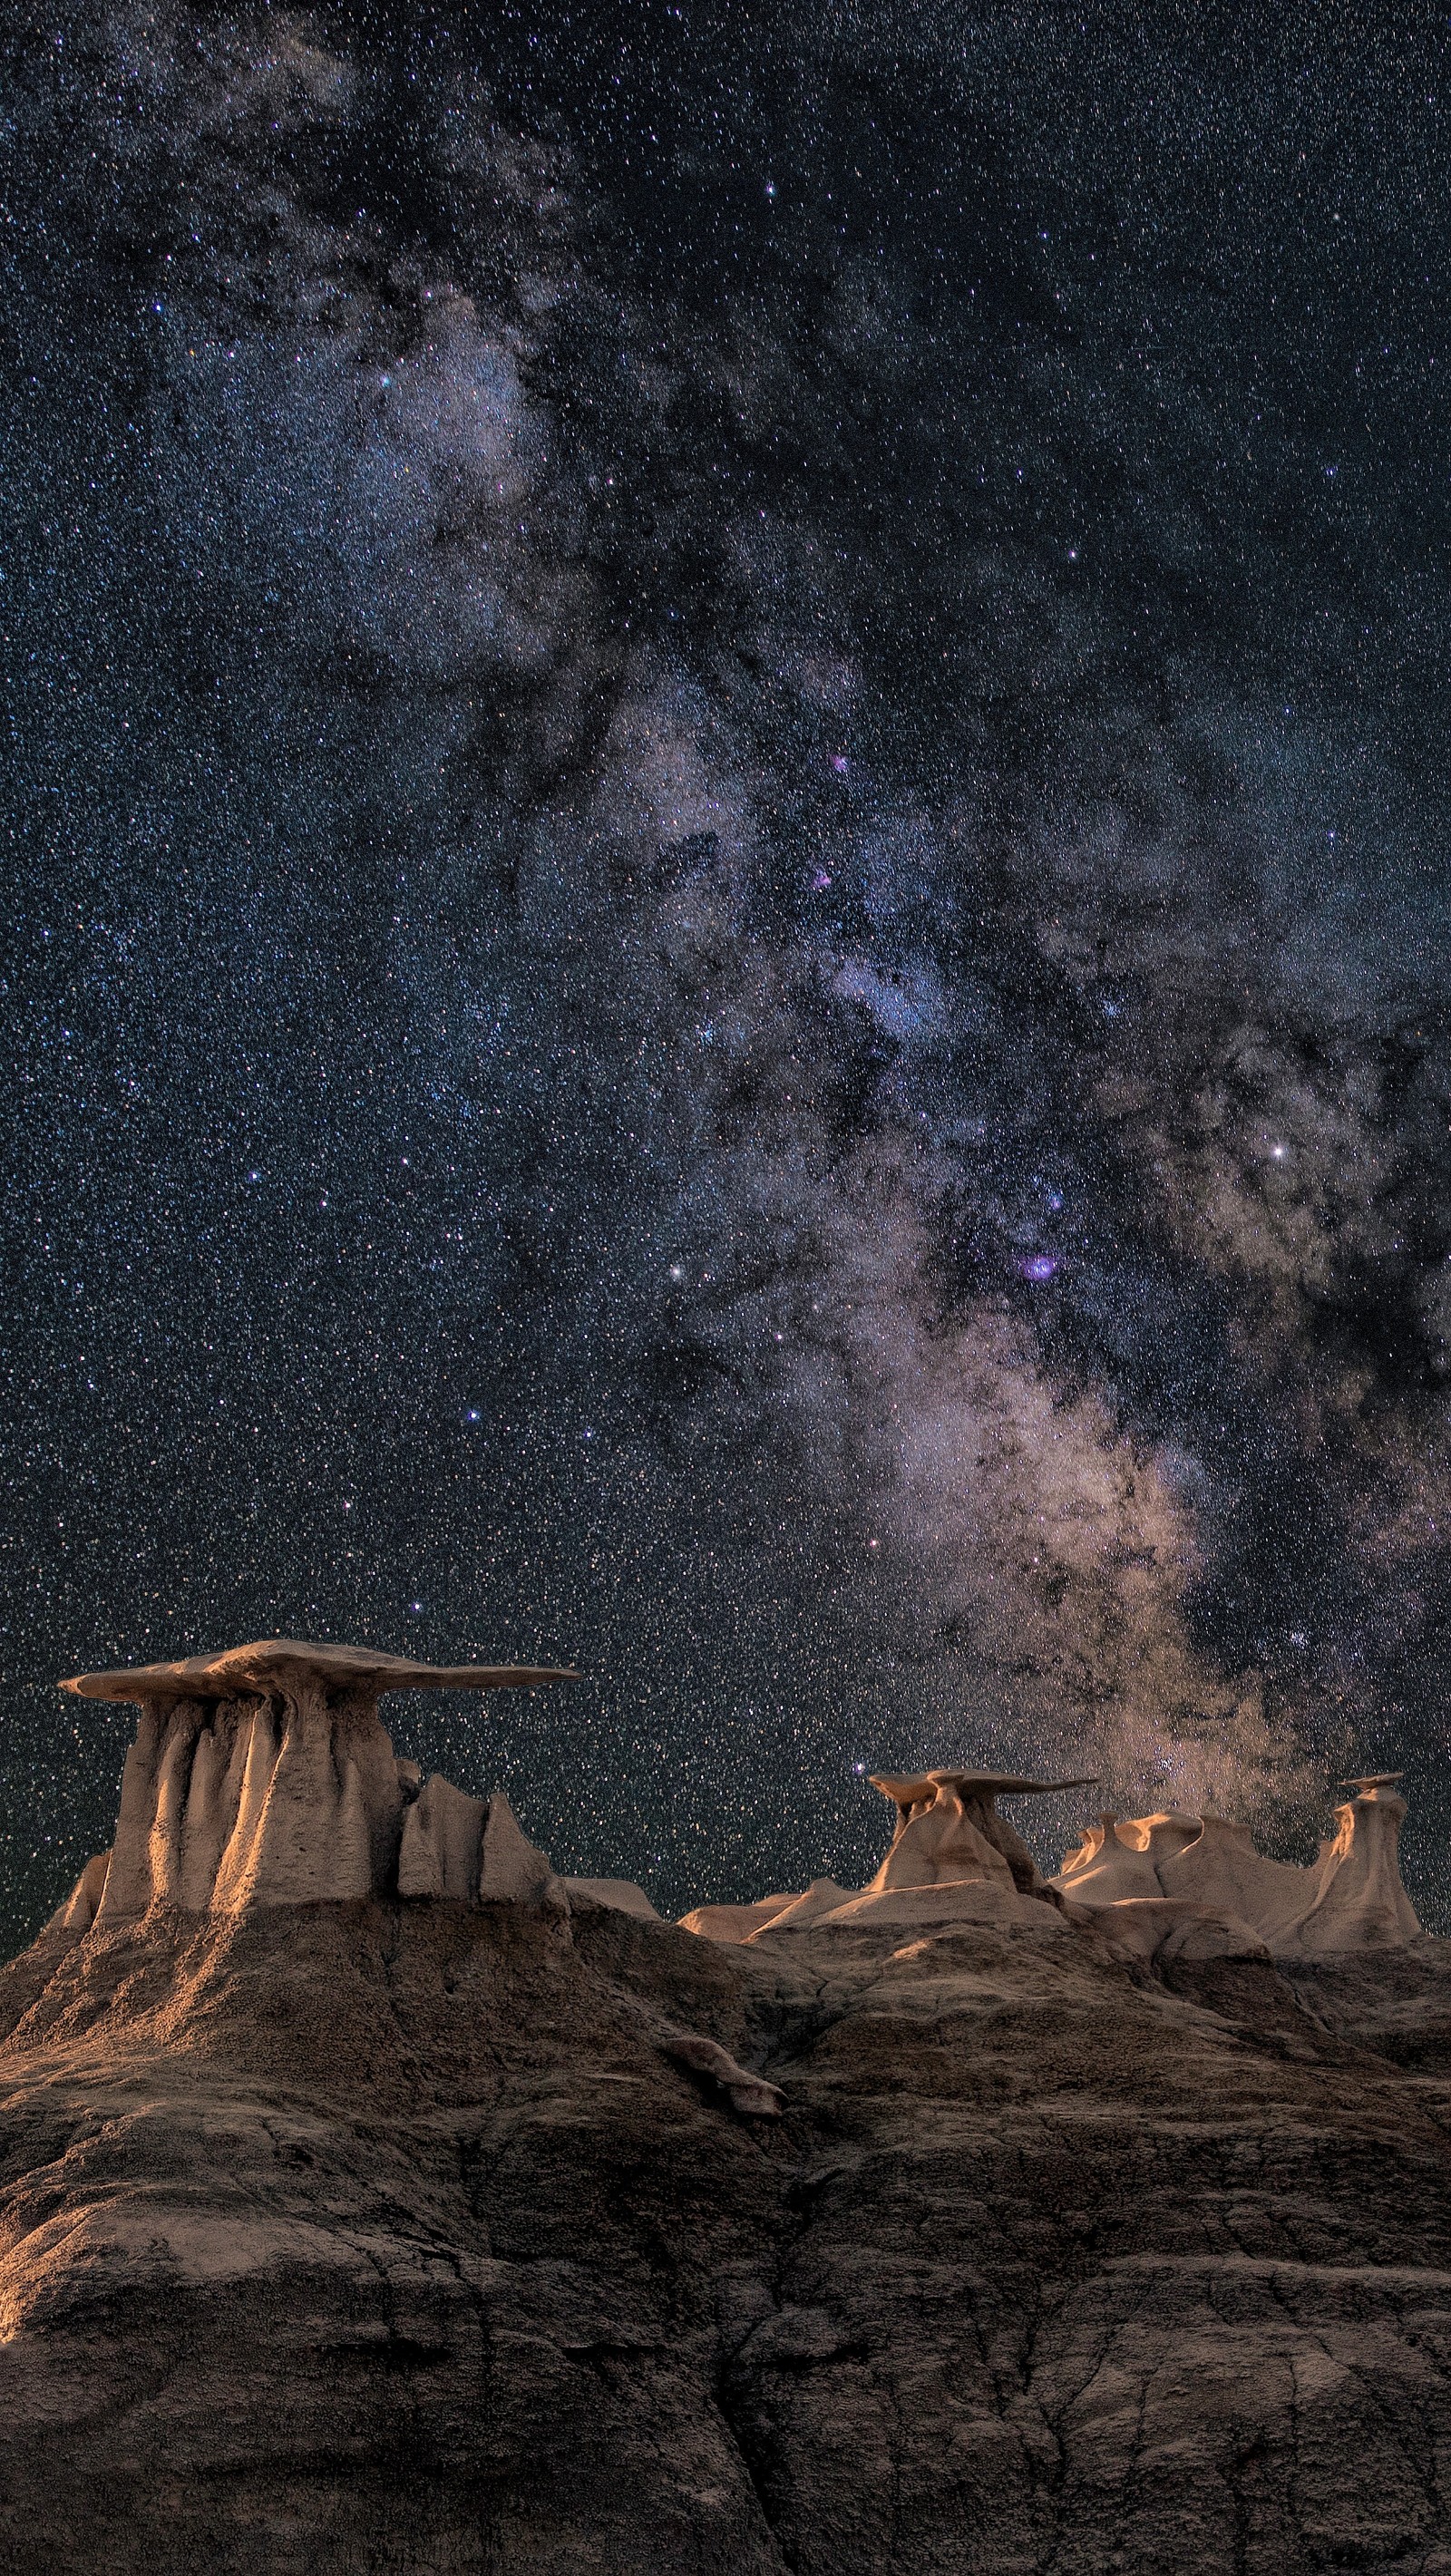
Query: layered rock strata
[{"left": 3, "top": 1868, "right": 1451, "bottom": 2574}]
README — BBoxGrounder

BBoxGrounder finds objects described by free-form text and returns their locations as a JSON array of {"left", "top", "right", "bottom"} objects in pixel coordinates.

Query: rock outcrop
[
  {"left": 4, "top": 1645, "right": 1446, "bottom": 2572},
  {"left": 681, "top": 1770, "right": 1096, "bottom": 1944},
  {"left": 4, "top": 1859, "right": 1451, "bottom": 2573},
  {"left": 685, "top": 1770, "right": 1424, "bottom": 1967},
  {"left": 48, "top": 1638, "right": 577, "bottom": 1927},
  {"left": 1053, "top": 1775, "right": 1423, "bottom": 1958},
  {"left": 867, "top": 1765, "right": 1095, "bottom": 1892}
]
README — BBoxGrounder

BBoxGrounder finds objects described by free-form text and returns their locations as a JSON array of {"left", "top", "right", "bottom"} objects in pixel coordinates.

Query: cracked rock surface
[{"left": 1, "top": 1898, "right": 1450, "bottom": 2573}]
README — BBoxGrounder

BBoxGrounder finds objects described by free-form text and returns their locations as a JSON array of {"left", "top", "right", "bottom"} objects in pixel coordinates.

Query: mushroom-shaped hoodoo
[
  {"left": 868, "top": 1768, "right": 1098, "bottom": 1894},
  {"left": 1050, "top": 1773, "right": 1423, "bottom": 1956},
  {"left": 54, "top": 1638, "right": 576, "bottom": 1929}
]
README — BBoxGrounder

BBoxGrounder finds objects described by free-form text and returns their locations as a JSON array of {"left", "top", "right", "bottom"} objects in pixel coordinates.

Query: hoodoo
[
  {"left": 1051, "top": 1774, "right": 1424, "bottom": 1956},
  {"left": 866, "top": 1765, "right": 1097, "bottom": 1892},
  {"left": 44, "top": 1646, "right": 1430, "bottom": 1969},
  {"left": 680, "top": 1766, "right": 1096, "bottom": 1942},
  {"left": 680, "top": 1762, "right": 1425, "bottom": 1961},
  {"left": 52, "top": 1638, "right": 582, "bottom": 1928}
]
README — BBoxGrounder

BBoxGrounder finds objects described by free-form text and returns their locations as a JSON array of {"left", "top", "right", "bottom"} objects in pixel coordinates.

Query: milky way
[{"left": 5, "top": 3, "right": 1451, "bottom": 1946}]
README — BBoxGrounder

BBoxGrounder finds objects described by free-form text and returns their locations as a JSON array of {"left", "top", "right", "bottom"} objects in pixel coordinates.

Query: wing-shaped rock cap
[
  {"left": 872, "top": 1768, "right": 1098, "bottom": 1809},
  {"left": 60, "top": 1638, "right": 579, "bottom": 1705}
]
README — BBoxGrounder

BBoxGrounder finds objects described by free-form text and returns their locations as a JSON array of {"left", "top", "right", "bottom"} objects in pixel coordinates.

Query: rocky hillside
[{"left": 1, "top": 1891, "right": 1449, "bottom": 2574}]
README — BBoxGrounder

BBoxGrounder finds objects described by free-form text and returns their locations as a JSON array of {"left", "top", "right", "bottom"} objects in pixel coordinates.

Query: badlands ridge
[{"left": 0, "top": 1637, "right": 1447, "bottom": 2576}]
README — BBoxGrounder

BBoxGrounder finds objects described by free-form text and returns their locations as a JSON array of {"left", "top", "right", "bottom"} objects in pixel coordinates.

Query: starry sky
[{"left": 5, "top": 1, "right": 1451, "bottom": 1949}]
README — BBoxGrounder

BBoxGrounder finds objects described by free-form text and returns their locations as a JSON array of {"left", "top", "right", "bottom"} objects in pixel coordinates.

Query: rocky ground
[{"left": 1, "top": 1894, "right": 1449, "bottom": 2574}]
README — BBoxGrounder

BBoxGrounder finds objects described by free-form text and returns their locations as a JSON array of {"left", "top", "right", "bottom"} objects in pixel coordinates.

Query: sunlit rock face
[
  {"left": 44, "top": 1638, "right": 604, "bottom": 1926},
  {"left": 1052, "top": 1777, "right": 1422, "bottom": 1957}
]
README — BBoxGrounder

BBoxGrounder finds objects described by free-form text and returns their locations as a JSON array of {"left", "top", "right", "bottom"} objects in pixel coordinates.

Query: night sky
[{"left": 5, "top": 2, "right": 1451, "bottom": 1949}]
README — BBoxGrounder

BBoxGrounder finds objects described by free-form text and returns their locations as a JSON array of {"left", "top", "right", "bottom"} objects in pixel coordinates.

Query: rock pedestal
[
  {"left": 1295, "top": 1776, "right": 1423, "bottom": 1951},
  {"left": 866, "top": 1766, "right": 1096, "bottom": 1893},
  {"left": 680, "top": 1768, "right": 1095, "bottom": 1942},
  {"left": 49, "top": 1638, "right": 578, "bottom": 1928}
]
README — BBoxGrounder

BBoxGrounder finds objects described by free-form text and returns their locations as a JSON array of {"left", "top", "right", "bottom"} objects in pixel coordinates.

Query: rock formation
[
  {"left": 70, "top": 1642, "right": 1414, "bottom": 1977},
  {"left": 49, "top": 1638, "right": 585, "bottom": 1927},
  {"left": 4, "top": 1775, "right": 1451, "bottom": 2574},
  {"left": 0, "top": 1652, "right": 1448, "bottom": 2572},
  {"left": 682, "top": 1767, "right": 1424, "bottom": 1967},
  {"left": 680, "top": 1769, "right": 1096, "bottom": 1943},
  {"left": 1052, "top": 1774, "right": 1423, "bottom": 1958}
]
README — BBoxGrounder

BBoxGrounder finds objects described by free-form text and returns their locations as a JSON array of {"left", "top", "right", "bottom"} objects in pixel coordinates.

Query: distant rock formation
[
  {"left": 44, "top": 1638, "right": 667, "bottom": 1930},
  {"left": 46, "top": 1641, "right": 1426, "bottom": 1975},
  {"left": 863, "top": 1765, "right": 1093, "bottom": 1893},
  {"left": 1052, "top": 1774, "right": 1423, "bottom": 1957},
  {"left": 682, "top": 1764, "right": 1425, "bottom": 1963},
  {"left": 681, "top": 1768, "right": 1096, "bottom": 1943}
]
